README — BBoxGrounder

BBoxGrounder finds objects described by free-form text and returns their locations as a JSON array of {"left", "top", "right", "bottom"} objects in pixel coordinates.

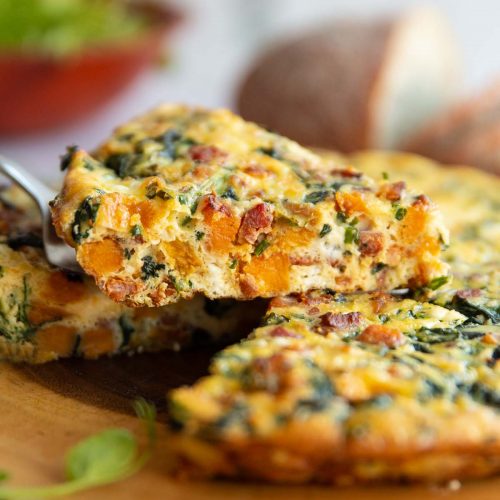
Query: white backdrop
[{"left": 1, "top": 0, "right": 498, "bottom": 180}]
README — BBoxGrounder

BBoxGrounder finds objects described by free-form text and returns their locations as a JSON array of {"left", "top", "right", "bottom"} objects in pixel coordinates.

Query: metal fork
[{"left": 0, "top": 155, "right": 81, "bottom": 272}]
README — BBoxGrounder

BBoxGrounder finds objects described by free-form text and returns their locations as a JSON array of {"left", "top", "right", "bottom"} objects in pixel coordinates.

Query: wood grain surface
[{"left": 0, "top": 348, "right": 498, "bottom": 499}]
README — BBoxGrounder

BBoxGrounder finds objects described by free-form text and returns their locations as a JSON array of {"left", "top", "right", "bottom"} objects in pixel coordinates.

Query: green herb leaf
[
  {"left": 254, "top": 239, "right": 270, "bottom": 256},
  {"left": 0, "top": 399, "right": 157, "bottom": 499},
  {"left": 195, "top": 231, "right": 204, "bottom": 241},
  {"left": 344, "top": 226, "right": 359, "bottom": 244},
  {"left": 229, "top": 258, "right": 238, "bottom": 269},
  {"left": 394, "top": 206, "right": 407, "bottom": 221},
  {"left": 336, "top": 211, "right": 347, "bottom": 223},
  {"left": 130, "top": 224, "right": 142, "bottom": 237},
  {"left": 428, "top": 276, "right": 449, "bottom": 290},
  {"left": 71, "top": 196, "right": 101, "bottom": 244},
  {"left": 382, "top": 171, "right": 389, "bottom": 180},
  {"left": 304, "top": 191, "right": 329, "bottom": 204},
  {"left": 66, "top": 429, "right": 137, "bottom": 484},
  {"left": 319, "top": 224, "right": 332, "bottom": 238}
]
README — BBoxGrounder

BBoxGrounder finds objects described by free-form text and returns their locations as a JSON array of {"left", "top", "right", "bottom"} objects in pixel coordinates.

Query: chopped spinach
[
  {"left": 256, "top": 146, "right": 283, "bottom": 160},
  {"left": 140, "top": 256, "right": 165, "bottom": 280},
  {"left": 261, "top": 312, "right": 289, "bottom": 326},
  {"left": 119, "top": 315, "right": 135, "bottom": 348},
  {"left": 371, "top": 262, "right": 387, "bottom": 274},
  {"left": 145, "top": 184, "right": 171, "bottom": 200},
  {"left": 195, "top": 230, "right": 204, "bottom": 241},
  {"left": 221, "top": 187, "right": 238, "bottom": 200},
  {"left": 394, "top": 206, "right": 407, "bottom": 221},
  {"left": 0, "top": 276, "right": 34, "bottom": 341},
  {"left": 130, "top": 224, "right": 142, "bottom": 237},
  {"left": 449, "top": 295, "right": 499, "bottom": 324},
  {"left": 123, "top": 248, "right": 134, "bottom": 260},
  {"left": 60, "top": 145, "right": 79, "bottom": 171},
  {"left": 71, "top": 196, "right": 101, "bottom": 244},
  {"left": 295, "top": 360, "right": 335, "bottom": 413},
  {"left": 156, "top": 129, "right": 197, "bottom": 160},
  {"left": 319, "top": 224, "right": 332, "bottom": 238},
  {"left": 411, "top": 328, "right": 458, "bottom": 344},
  {"left": 104, "top": 153, "right": 140, "bottom": 179},
  {"left": 336, "top": 211, "right": 347, "bottom": 223},
  {"left": 304, "top": 190, "right": 329, "bottom": 204}
]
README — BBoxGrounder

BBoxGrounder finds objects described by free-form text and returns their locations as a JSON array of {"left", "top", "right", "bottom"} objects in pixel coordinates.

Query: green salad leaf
[
  {"left": 0, "top": 398, "right": 156, "bottom": 499},
  {"left": 0, "top": 0, "right": 147, "bottom": 56}
]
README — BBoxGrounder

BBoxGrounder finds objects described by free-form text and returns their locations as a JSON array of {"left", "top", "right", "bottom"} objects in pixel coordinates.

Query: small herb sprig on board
[{"left": 0, "top": 399, "right": 156, "bottom": 499}]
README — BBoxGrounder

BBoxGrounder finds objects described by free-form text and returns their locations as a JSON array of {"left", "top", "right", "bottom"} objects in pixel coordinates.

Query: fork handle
[{"left": 0, "top": 155, "right": 57, "bottom": 214}]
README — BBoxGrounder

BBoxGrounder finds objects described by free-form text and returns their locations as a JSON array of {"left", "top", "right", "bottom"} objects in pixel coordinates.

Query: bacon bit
[
  {"left": 270, "top": 326, "right": 302, "bottom": 338},
  {"left": 330, "top": 168, "right": 362, "bottom": 178},
  {"left": 290, "top": 254, "right": 319, "bottom": 266},
  {"left": 297, "top": 292, "right": 332, "bottom": 306},
  {"left": 243, "top": 164, "right": 270, "bottom": 177},
  {"left": 284, "top": 202, "right": 315, "bottom": 218},
  {"left": 335, "top": 275, "right": 352, "bottom": 287},
  {"left": 358, "top": 231, "right": 384, "bottom": 257},
  {"left": 379, "top": 181, "right": 406, "bottom": 201},
  {"left": 320, "top": 311, "right": 362, "bottom": 329},
  {"left": 412, "top": 194, "right": 431, "bottom": 207},
  {"left": 308, "top": 307, "right": 320, "bottom": 315},
  {"left": 269, "top": 296, "right": 299, "bottom": 308},
  {"left": 200, "top": 194, "right": 231, "bottom": 217},
  {"left": 239, "top": 275, "right": 259, "bottom": 298},
  {"left": 191, "top": 164, "right": 214, "bottom": 181},
  {"left": 105, "top": 277, "right": 138, "bottom": 303},
  {"left": 237, "top": 203, "right": 273, "bottom": 244},
  {"left": 250, "top": 353, "right": 291, "bottom": 393},
  {"left": 188, "top": 145, "right": 227, "bottom": 163},
  {"left": 456, "top": 289, "right": 482, "bottom": 299},
  {"left": 357, "top": 324, "right": 406, "bottom": 348},
  {"left": 370, "top": 292, "right": 391, "bottom": 314}
]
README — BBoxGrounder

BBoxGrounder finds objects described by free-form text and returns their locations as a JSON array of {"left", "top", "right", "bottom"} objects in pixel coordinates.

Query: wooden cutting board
[{"left": 0, "top": 349, "right": 498, "bottom": 499}]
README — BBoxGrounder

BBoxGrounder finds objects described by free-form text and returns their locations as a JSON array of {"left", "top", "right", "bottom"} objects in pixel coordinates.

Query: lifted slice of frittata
[
  {"left": 0, "top": 187, "right": 263, "bottom": 363},
  {"left": 168, "top": 289, "right": 500, "bottom": 483},
  {"left": 51, "top": 105, "right": 448, "bottom": 307}
]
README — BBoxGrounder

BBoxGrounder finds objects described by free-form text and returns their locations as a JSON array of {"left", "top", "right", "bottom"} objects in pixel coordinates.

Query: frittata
[
  {"left": 0, "top": 186, "right": 263, "bottom": 363},
  {"left": 168, "top": 153, "right": 500, "bottom": 484},
  {"left": 51, "top": 105, "right": 449, "bottom": 307},
  {"left": 169, "top": 290, "right": 499, "bottom": 483}
]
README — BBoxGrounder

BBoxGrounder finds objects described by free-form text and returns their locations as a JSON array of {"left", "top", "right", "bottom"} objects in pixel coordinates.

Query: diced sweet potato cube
[
  {"left": 201, "top": 196, "right": 240, "bottom": 254},
  {"left": 162, "top": 240, "right": 201, "bottom": 275},
  {"left": 28, "top": 302, "right": 67, "bottom": 325},
  {"left": 45, "top": 270, "right": 86, "bottom": 304},
  {"left": 79, "top": 239, "right": 123, "bottom": 275},
  {"left": 241, "top": 252, "right": 290, "bottom": 296},
  {"left": 36, "top": 325, "right": 77, "bottom": 357},
  {"left": 335, "top": 192, "right": 368, "bottom": 215},
  {"left": 80, "top": 325, "right": 116, "bottom": 358}
]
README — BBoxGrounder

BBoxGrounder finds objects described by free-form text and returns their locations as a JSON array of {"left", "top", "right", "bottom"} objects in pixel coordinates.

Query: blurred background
[{"left": 0, "top": 0, "right": 498, "bottom": 180}]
